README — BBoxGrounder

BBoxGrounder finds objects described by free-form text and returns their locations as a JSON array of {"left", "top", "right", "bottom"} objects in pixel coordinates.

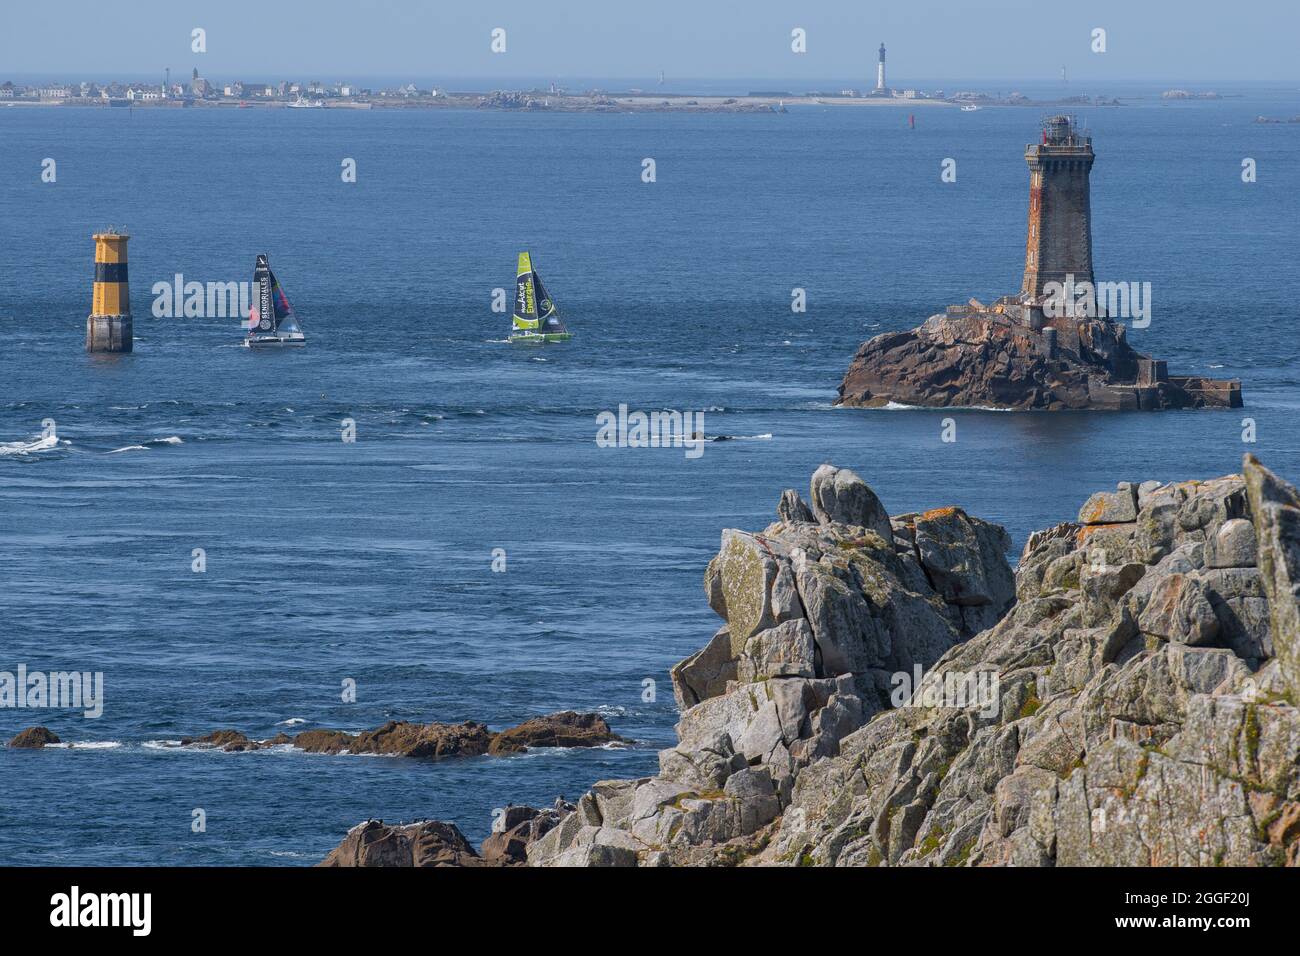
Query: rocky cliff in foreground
[{"left": 323, "top": 456, "right": 1300, "bottom": 866}]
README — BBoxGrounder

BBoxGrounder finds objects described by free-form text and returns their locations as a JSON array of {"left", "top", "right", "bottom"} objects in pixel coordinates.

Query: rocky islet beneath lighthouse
[{"left": 837, "top": 115, "right": 1242, "bottom": 411}]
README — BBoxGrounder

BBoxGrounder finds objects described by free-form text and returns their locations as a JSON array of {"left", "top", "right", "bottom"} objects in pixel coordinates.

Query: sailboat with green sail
[{"left": 509, "top": 252, "right": 572, "bottom": 344}]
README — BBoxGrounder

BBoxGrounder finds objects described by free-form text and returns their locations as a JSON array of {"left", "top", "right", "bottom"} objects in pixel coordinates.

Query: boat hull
[
  {"left": 244, "top": 334, "right": 306, "bottom": 348},
  {"left": 509, "top": 332, "right": 572, "bottom": 344}
]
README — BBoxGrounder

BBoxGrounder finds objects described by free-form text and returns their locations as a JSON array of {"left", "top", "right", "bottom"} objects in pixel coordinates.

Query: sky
[{"left": 1, "top": 0, "right": 1297, "bottom": 86}]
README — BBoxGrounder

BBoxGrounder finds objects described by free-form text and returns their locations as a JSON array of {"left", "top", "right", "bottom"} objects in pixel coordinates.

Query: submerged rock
[
  {"left": 7, "top": 726, "right": 60, "bottom": 749},
  {"left": 178, "top": 729, "right": 290, "bottom": 752}
]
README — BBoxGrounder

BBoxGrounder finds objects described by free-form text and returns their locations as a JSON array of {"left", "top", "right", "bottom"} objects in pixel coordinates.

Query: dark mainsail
[
  {"left": 530, "top": 270, "right": 566, "bottom": 335},
  {"left": 532, "top": 271, "right": 566, "bottom": 334}
]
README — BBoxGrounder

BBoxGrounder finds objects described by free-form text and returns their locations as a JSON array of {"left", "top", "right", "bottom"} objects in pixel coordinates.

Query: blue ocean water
[{"left": 1, "top": 91, "right": 1298, "bottom": 864}]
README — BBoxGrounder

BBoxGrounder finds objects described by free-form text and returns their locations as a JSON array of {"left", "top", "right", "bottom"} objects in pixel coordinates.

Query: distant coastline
[
  {"left": 0, "top": 89, "right": 1135, "bottom": 113},
  {"left": 0, "top": 72, "right": 1155, "bottom": 113}
]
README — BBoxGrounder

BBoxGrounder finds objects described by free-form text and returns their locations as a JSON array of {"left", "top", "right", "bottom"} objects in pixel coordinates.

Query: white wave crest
[
  {"left": 0, "top": 435, "right": 60, "bottom": 456},
  {"left": 108, "top": 436, "right": 183, "bottom": 454}
]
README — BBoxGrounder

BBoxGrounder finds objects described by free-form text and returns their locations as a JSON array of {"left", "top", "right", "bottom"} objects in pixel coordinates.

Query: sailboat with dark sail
[
  {"left": 243, "top": 254, "right": 305, "bottom": 347},
  {"left": 509, "top": 252, "right": 572, "bottom": 344}
]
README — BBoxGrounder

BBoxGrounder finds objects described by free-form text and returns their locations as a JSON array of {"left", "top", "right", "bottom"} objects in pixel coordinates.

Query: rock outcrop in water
[
  {"left": 7, "top": 726, "right": 61, "bottom": 749},
  {"left": 319, "top": 456, "right": 1300, "bottom": 866},
  {"left": 837, "top": 310, "right": 1242, "bottom": 411},
  {"left": 180, "top": 711, "right": 620, "bottom": 758}
]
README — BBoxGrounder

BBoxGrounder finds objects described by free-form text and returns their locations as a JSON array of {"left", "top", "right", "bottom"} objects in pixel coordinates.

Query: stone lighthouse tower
[
  {"left": 875, "top": 43, "right": 887, "bottom": 93},
  {"left": 86, "top": 230, "right": 133, "bottom": 353},
  {"left": 1020, "top": 114, "right": 1094, "bottom": 300}
]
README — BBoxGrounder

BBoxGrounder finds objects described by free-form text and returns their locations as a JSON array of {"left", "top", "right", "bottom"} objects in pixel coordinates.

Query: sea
[{"left": 1, "top": 85, "right": 1298, "bottom": 864}]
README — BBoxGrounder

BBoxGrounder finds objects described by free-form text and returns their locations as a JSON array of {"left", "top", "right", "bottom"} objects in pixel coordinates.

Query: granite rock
[{"left": 526, "top": 460, "right": 1300, "bottom": 867}]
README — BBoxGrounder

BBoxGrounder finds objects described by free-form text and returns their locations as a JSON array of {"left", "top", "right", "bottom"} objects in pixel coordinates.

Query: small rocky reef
[
  {"left": 321, "top": 455, "right": 1300, "bottom": 866},
  {"left": 174, "top": 710, "right": 619, "bottom": 758}
]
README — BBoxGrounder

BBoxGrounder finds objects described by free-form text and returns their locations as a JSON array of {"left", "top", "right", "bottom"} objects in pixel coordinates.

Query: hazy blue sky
[{"left": 1, "top": 0, "right": 1297, "bottom": 85}]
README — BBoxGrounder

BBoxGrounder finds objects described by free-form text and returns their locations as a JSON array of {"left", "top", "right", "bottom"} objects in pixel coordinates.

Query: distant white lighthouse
[{"left": 875, "top": 43, "right": 887, "bottom": 92}]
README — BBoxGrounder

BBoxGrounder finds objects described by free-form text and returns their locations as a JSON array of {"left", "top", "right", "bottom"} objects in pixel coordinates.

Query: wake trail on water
[{"left": 106, "top": 436, "right": 185, "bottom": 454}]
